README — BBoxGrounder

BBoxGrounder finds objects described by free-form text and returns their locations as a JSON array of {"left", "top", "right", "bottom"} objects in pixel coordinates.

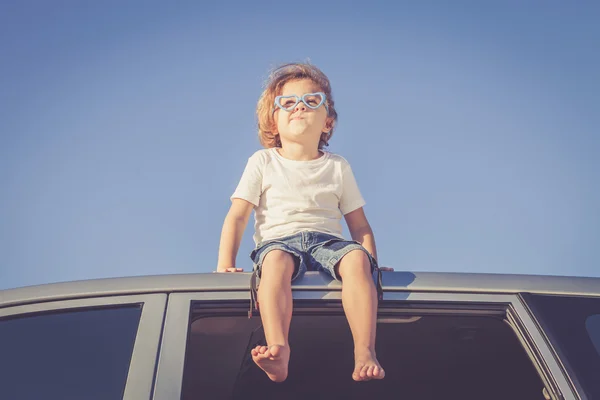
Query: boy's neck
[{"left": 277, "top": 143, "right": 322, "bottom": 161}]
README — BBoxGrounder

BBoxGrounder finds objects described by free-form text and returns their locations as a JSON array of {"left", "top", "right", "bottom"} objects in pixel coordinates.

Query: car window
[
  {"left": 181, "top": 306, "right": 545, "bottom": 399},
  {"left": 0, "top": 305, "right": 142, "bottom": 400},
  {"left": 523, "top": 293, "right": 600, "bottom": 399}
]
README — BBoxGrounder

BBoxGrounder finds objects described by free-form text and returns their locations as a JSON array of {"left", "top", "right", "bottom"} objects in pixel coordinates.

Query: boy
[{"left": 217, "top": 63, "right": 390, "bottom": 382}]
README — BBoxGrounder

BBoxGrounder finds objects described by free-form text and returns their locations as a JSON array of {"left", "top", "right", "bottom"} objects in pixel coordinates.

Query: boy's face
[{"left": 274, "top": 79, "right": 332, "bottom": 148}]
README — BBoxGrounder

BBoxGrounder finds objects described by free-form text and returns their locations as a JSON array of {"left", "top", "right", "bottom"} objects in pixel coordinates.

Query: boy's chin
[
  {"left": 284, "top": 127, "right": 318, "bottom": 137},
  {"left": 282, "top": 132, "right": 321, "bottom": 145}
]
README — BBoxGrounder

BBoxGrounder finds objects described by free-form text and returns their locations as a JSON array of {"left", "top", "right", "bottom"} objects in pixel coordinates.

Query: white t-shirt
[{"left": 231, "top": 148, "right": 366, "bottom": 245}]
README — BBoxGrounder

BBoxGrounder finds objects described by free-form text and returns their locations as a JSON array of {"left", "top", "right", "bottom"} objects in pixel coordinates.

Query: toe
[
  {"left": 366, "top": 365, "right": 375, "bottom": 378},
  {"left": 269, "top": 345, "right": 281, "bottom": 358},
  {"left": 373, "top": 366, "right": 385, "bottom": 379},
  {"left": 360, "top": 365, "right": 369, "bottom": 379},
  {"left": 254, "top": 346, "right": 270, "bottom": 359},
  {"left": 352, "top": 365, "right": 363, "bottom": 381}
]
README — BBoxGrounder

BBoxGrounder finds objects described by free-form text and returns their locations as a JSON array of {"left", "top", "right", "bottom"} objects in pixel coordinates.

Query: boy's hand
[
  {"left": 379, "top": 266, "right": 394, "bottom": 272},
  {"left": 215, "top": 267, "right": 244, "bottom": 273}
]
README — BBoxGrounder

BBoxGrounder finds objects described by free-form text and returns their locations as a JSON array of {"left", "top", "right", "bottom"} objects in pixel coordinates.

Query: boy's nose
[{"left": 294, "top": 102, "right": 306, "bottom": 112}]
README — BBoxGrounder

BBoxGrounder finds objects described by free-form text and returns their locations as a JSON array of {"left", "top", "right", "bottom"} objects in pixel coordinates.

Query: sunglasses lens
[
  {"left": 276, "top": 96, "right": 298, "bottom": 110},
  {"left": 303, "top": 93, "right": 324, "bottom": 108}
]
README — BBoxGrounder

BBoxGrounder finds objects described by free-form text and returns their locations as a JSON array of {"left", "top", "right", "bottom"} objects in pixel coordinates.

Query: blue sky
[{"left": 1, "top": 1, "right": 599, "bottom": 290}]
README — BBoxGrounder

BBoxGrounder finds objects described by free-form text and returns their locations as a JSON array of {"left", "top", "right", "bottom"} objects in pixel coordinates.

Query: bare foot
[
  {"left": 251, "top": 344, "right": 290, "bottom": 382},
  {"left": 353, "top": 349, "right": 385, "bottom": 381}
]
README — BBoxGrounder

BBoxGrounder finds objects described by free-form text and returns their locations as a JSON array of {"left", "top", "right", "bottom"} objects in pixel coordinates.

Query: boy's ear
[{"left": 324, "top": 117, "right": 335, "bottom": 133}]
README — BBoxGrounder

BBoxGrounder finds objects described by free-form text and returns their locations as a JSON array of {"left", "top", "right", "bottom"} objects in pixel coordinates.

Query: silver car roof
[{"left": 1, "top": 271, "right": 600, "bottom": 308}]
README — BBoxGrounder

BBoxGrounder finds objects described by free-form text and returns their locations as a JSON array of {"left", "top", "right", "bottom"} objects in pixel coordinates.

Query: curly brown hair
[{"left": 256, "top": 63, "right": 338, "bottom": 149}]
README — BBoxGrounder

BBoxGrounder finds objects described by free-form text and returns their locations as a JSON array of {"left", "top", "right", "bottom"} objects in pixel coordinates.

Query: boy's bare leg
[
  {"left": 336, "top": 250, "right": 385, "bottom": 381},
  {"left": 251, "top": 250, "right": 295, "bottom": 382}
]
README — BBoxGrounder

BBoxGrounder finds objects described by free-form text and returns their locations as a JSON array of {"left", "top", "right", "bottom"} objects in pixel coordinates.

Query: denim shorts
[{"left": 250, "top": 231, "right": 377, "bottom": 281}]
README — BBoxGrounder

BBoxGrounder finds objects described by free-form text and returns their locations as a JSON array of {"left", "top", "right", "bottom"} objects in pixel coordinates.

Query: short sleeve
[
  {"left": 230, "top": 151, "right": 264, "bottom": 207},
  {"left": 339, "top": 161, "right": 366, "bottom": 215}
]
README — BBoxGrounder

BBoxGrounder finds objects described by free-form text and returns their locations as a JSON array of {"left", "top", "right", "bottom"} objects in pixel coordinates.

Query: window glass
[
  {"left": 586, "top": 314, "right": 600, "bottom": 355},
  {"left": 182, "top": 307, "right": 544, "bottom": 400},
  {"left": 0, "top": 305, "right": 142, "bottom": 400},
  {"left": 524, "top": 293, "right": 600, "bottom": 398}
]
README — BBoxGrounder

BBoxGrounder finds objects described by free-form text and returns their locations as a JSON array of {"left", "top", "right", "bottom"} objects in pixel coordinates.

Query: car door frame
[
  {"left": 520, "top": 292, "right": 600, "bottom": 400},
  {"left": 0, "top": 293, "right": 167, "bottom": 400},
  {"left": 153, "top": 290, "right": 576, "bottom": 400}
]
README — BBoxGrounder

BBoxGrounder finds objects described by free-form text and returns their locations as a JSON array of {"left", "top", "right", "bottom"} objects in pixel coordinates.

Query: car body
[{"left": 1, "top": 271, "right": 599, "bottom": 399}]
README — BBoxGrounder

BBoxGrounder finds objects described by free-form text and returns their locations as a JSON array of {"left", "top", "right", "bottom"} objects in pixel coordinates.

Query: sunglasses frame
[{"left": 273, "top": 92, "right": 329, "bottom": 115}]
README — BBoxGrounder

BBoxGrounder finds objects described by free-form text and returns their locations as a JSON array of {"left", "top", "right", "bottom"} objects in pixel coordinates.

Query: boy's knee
[
  {"left": 261, "top": 250, "right": 297, "bottom": 276},
  {"left": 337, "top": 250, "right": 371, "bottom": 278}
]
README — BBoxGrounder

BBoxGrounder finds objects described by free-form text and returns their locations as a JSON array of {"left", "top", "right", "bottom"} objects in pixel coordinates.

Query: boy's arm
[
  {"left": 216, "top": 198, "right": 254, "bottom": 272},
  {"left": 344, "top": 207, "right": 394, "bottom": 271},
  {"left": 344, "top": 207, "right": 377, "bottom": 261}
]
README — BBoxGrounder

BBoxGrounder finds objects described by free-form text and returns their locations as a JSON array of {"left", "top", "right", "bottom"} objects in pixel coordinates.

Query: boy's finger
[{"left": 214, "top": 268, "right": 244, "bottom": 273}]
